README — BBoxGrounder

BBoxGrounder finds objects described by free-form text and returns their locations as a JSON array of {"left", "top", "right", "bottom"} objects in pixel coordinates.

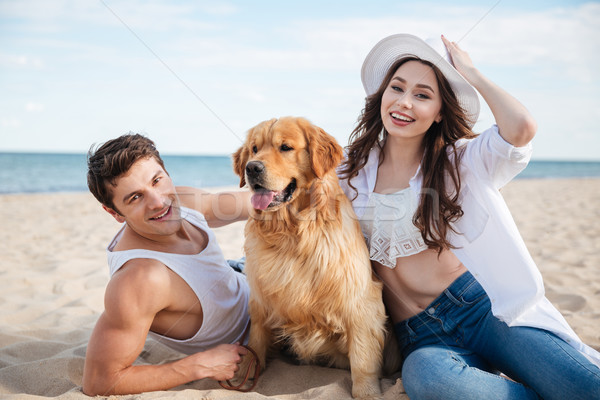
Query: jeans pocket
[
  {"left": 458, "top": 280, "right": 487, "bottom": 305},
  {"left": 394, "top": 323, "right": 416, "bottom": 354}
]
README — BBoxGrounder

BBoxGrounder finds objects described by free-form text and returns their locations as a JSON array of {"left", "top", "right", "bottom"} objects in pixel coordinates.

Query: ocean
[
  {"left": 1, "top": 152, "right": 600, "bottom": 194},
  {"left": 0, "top": 153, "right": 238, "bottom": 194}
]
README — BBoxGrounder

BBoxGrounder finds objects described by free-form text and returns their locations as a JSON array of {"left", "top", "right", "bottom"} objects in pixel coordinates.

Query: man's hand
[{"left": 186, "top": 343, "right": 249, "bottom": 381}]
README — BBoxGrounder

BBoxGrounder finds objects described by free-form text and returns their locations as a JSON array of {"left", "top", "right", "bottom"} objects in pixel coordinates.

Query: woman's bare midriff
[{"left": 373, "top": 248, "right": 467, "bottom": 323}]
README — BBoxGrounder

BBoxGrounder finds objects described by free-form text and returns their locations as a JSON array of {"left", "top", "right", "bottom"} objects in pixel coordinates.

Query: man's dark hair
[{"left": 87, "top": 133, "right": 167, "bottom": 212}]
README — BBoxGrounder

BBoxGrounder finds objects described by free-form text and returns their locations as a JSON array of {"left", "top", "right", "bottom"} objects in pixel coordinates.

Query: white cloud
[
  {"left": 0, "top": 0, "right": 226, "bottom": 32},
  {"left": 153, "top": 2, "right": 600, "bottom": 81},
  {"left": 1, "top": 118, "right": 21, "bottom": 128},
  {"left": 200, "top": 3, "right": 238, "bottom": 15},
  {"left": 0, "top": 54, "right": 44, "bottom": 68},
  {"left": 458, "top": 3, "right": 600, "bottom": 83},
  {"left": 25, "top": 102, "right": 45, "bottom": 112},
  {"left": 99, "top": 1, "right": 221, "bottom": 31}
]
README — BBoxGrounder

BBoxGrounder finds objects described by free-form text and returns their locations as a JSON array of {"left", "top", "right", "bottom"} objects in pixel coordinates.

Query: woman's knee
[
  {"left": 402, "top": 347, "right": 458, "bottom": 399},
  {"left": 401, "top": 346, "right": 535, "bottom": 400}
]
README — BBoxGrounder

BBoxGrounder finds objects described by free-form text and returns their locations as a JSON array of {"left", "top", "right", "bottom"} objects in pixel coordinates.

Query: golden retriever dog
[{"left": 233, "top": 117, "right": 388, "bottom": 399}]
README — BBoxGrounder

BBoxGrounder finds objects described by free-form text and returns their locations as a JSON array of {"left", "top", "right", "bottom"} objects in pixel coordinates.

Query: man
[{"left": 83, "top": 133, "right": 251, "bottom": 395}]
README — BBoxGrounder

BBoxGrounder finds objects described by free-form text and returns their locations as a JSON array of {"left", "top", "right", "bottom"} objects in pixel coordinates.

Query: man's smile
[{"left": 149, "top": 205, "right": 172, "bottom": 221}]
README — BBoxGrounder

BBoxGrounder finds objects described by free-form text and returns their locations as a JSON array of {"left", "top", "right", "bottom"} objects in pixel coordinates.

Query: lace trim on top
[{"left": 359, "top": 188, "right": 428, "bottom": 268}]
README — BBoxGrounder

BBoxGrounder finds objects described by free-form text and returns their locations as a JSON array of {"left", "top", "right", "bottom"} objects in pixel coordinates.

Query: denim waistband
[{"left": 397, "top": 271, "right": 479, "bottom": 332}]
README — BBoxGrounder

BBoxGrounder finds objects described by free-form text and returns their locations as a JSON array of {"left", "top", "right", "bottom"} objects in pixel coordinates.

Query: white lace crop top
[{"left": 359, "top": 187, "right": 428, "bottom": 268}]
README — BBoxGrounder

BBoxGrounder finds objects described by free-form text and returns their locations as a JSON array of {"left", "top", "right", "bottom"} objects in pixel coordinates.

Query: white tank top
[
  {"left": 359, "top": 188, "right": 428, "bottom": 268},
  {"left": 106, "top": 207, "right": 250, "bottom": 355}
]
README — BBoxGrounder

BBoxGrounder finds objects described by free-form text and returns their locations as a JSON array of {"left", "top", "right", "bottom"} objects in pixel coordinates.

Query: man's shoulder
[
  {"left": 106, "top": 259, "right": 172, "bottom": 314},
  {"left": 111, "top": 258, "right": 171, "bottom": 287}
]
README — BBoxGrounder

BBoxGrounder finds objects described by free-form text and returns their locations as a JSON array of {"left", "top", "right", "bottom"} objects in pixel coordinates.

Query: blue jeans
[
  {"left": 394, "top": 272, "right": 600, "bottom": 400},
  {"left": 227, "top": 257, "right": 246, "bottom": 273}
]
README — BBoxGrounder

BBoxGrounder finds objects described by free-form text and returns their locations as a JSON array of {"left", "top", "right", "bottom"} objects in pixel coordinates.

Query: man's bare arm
[
  {"left": 82, "top": 261, "right": 246, "bottom": 395},
  {"left": 177, "top": 186, "right": 252, "bottom": 227}
]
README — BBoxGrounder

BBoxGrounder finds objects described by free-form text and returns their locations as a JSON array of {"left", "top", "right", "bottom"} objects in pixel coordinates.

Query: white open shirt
[{"left": 339, "top": 125, "right": 600, "bottom": 366}]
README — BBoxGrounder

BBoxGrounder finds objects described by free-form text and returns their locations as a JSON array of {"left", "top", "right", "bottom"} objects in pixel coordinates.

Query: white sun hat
[{"left": 361, "top": 33, "right": 480, "bottom": 128}]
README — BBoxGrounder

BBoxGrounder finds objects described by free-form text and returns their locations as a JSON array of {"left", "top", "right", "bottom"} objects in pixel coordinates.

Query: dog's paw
[{"left": 352, "top": 376, "right": 382, "bottom": 400}]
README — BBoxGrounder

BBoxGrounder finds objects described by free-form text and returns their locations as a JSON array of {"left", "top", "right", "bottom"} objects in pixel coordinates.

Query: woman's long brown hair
[{"left": 339, "top": 57, "right": 476, "bottom": 253}]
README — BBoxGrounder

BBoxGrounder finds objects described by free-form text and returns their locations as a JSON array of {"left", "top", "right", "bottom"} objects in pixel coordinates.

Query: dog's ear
[
  {"left": 307, "top": 125, "right": 344, "bottom": 179},
  {"left": 232, "top": 145, "right": 249, "bottom": 188}
]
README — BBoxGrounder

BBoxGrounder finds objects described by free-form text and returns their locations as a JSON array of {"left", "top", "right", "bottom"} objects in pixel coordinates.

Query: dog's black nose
[{"left": 245, "top": 161, "right": 265, "bottom": 178}]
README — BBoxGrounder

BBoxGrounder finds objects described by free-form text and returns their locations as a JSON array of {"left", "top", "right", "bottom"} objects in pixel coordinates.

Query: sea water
[
  {"left": 1, "top": 152, "right": 599, "bottom": 194},
  {"left": 0, "top": 153, "right": 238, "bottom": 194}
]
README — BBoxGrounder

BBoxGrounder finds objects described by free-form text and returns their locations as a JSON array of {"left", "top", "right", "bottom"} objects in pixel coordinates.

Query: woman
[{"left": 339, "top": 33, "right": 600, "bottom": 399}]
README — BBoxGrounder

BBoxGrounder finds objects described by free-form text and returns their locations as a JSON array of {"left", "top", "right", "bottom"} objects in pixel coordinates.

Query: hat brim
[{"left": 361, "top": 34, "right": 480, "bottom": 128}]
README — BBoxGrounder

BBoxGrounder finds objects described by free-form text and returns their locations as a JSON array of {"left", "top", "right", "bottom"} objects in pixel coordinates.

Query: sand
[{"left": 0, "top": 178, "right": 598, "bottom": 399}]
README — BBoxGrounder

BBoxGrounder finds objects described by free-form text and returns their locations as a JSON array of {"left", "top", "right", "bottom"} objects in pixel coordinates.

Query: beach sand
[{"left": 0, "top": 178, "right": 598, "bottom": 399}]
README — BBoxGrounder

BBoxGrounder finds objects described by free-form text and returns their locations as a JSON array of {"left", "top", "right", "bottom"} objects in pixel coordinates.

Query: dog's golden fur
[{"left": 233, "top": 117, "right": 389, "bottom": 399}]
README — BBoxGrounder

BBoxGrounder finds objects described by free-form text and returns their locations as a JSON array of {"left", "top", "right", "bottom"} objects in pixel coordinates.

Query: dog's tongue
[{"left": 251, "top": 191, "right": 276, "bottom": 210}]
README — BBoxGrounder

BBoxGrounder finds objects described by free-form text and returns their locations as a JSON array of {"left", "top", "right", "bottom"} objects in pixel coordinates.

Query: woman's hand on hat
[
  {"left": 441, "top": 35, "right": 537, "bottom": 146},
  {"left": 441, "top": 35, "right": 478, "bottom": 85}
]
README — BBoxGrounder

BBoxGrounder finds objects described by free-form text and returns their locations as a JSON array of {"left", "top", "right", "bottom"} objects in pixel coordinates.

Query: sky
[{"left": 1, "top": 0, "right": 599, "bottom": 160}]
